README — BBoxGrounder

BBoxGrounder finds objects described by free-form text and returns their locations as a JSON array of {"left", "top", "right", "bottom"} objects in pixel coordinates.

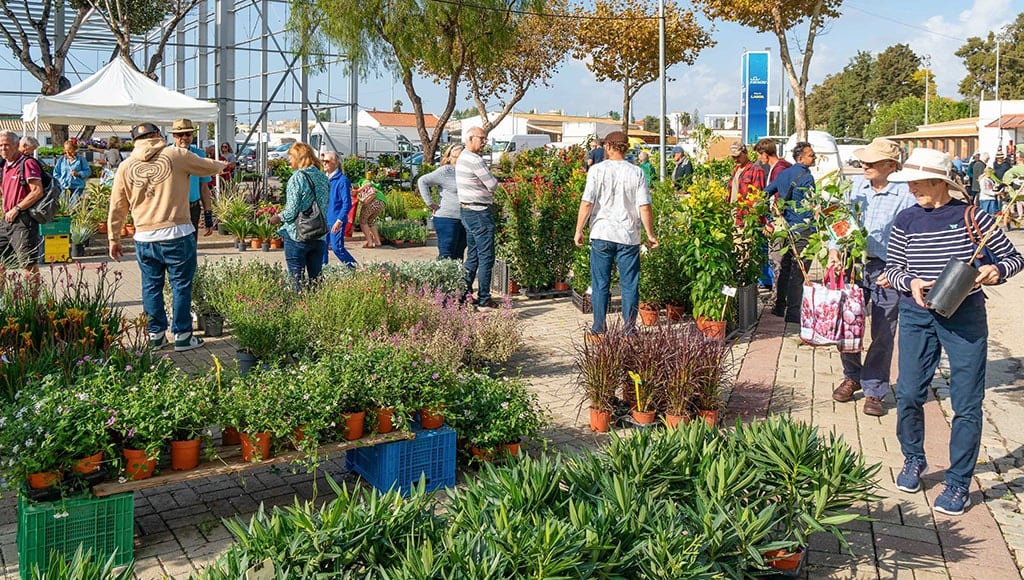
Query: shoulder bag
[{"left": 294, "top": 171, "right": 327, "bottom": 242}]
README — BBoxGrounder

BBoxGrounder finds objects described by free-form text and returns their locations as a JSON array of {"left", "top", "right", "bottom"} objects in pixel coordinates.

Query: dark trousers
[
  {"left": 896, "top": 301, "right": 987, "bottom": 488},
  {"left": 840, "top": 258, "right": 899, "bottom": 399},
  {"left": 774, "top": 236, "right": 809, "bottom": 321},
  {"left": 282, "top": 231, "right": 326, "bottom": 291},
  {"left": 189, "top": 201, "right": 201, "bottom": 240},
  {"left": 433, "top": 216, "right": 467, "bottom": 261}
]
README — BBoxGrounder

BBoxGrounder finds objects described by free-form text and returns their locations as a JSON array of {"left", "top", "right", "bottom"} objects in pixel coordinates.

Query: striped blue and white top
[
  {"left": 885, "top": 199, "right": 1024, "bottom": 310},
  {"left": 455, "top": 150, "right": 498, "bottom": 207}
]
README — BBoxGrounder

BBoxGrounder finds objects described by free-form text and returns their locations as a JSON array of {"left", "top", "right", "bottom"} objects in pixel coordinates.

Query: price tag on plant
[
  {"left": 721, "top": 285, "right": 737, "bottom": 297},
  {"left": 827, "top": 217, "right": 861, "bottom": 243}
]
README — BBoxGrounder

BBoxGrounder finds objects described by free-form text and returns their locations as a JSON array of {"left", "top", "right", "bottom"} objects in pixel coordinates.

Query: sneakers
[
  {"left": 832, "top": 378, "right": 862, "bottom": 402},
  {"left": 476, "top": 299, "right": 499, "bottom": 312},
  {"left": 862, "top": 396, "right": 885, "bottom": 417},
  {"left": 934, "top": 483, "right": 971, "bottom": 516},
  {"left": 896, "top": 456, "right": 928, "bottom": 493},
  {"left": 174, "top": 333, "right": 205, "bottom": 352},
  {"left": 149, "top": 334, "right": 169, "bottom": 351}
]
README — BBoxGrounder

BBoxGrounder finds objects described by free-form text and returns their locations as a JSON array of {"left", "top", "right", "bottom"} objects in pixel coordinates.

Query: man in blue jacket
[
  {"left": 764, "top": 141, "right": 816, "bottom": 323},
  {"left": 321, "top": 151, "right": 356, "bottom": 267}
]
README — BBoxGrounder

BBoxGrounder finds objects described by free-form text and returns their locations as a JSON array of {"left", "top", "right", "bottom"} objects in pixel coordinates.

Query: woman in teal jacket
[{"left": 53, "top": 139, "right": 90, "bottom": 205}]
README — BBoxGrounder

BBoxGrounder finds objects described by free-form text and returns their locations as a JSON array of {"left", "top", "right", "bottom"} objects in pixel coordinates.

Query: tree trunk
[{"left": 621, "top": 84, "right": 631, "bottom": 136}]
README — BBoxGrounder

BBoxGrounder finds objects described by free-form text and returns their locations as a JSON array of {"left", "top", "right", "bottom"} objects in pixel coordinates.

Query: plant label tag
[
  {"left": 246, "top": 558, "right": 276, "bottom": 580},
  {"left": 721, "top": 285, "right": 737, "bottom": 297},
  {"left": 827, "top": 217, "right": 860, "bottom": 243}
]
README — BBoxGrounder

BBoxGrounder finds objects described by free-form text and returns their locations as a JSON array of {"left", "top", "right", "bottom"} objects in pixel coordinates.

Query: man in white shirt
[
  {"left": 574, "top": 131, "right": 658, "bottom": 336},
  {"left": 456, "top": 126, "right": 500, "bottom": 311}
]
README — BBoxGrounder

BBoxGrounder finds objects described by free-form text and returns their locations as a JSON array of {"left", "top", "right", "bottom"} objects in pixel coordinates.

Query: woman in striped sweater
[{"left": 882, "top": 148, "right": 1024, "bottom": 517}]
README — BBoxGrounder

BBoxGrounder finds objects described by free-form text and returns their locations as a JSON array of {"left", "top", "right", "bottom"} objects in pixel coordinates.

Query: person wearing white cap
[
  {"left": 881, "top": 148, "right": 1024, "bottom": 516},
  {"left": 828, "top": 138, "right": 915, "bottom": 417}
]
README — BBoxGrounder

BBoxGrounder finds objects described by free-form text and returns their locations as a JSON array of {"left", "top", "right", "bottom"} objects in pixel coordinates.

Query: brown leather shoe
[
  {"left": 863, "top": 396, "right": 885, "bottom": 417},
  {"left": 832, "top": 378, "right": 862, "bottom": 402}
]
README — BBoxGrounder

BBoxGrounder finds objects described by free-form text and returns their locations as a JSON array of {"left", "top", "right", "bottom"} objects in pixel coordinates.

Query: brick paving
[{"left": 2, "top": 229, "right": 1023, "bottom": 579}]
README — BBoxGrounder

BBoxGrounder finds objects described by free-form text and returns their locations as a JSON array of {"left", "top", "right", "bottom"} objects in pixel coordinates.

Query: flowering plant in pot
[
  {"left": 315, "top": 355, "right": 374, "bottom": 440},
  {"left": 0, "top": 387, "right": 85, "bottom": 489},
  {"left": 446, "top": 372, "right": 547, "bottom": 456},
  {"left": 157, "top": 370, "right": 218, "bottom": 470},
  {"left": 573, "top": 324, "right": 629, "bottom": 432},
  {"left": 273, "top": 362, "right": 338, "bottom": 464},
  {"left": 221, "top": 365, "right": 294, "bottom": 461}
]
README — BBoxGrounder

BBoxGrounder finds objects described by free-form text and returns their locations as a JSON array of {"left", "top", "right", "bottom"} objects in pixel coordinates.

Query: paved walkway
[{"left": 2, "top": 230, "right": 1024, "bottom": 579}]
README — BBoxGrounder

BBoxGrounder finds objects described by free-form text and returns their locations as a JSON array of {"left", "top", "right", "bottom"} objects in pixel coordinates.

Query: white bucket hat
[{"left": 887, "top": 148, "right": 966, "bottom": 195}]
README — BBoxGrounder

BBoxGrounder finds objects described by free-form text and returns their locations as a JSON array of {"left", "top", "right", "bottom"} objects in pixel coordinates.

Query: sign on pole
[{"left": 742, "top": 51, "right": 770, "bottom": 145}]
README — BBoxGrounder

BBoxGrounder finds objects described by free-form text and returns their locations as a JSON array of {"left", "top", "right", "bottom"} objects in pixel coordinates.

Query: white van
[
  {"left": 310, "top": 122, "right": 414, "bottom": 158},
  {"left": 491, "top": 134, "right": 551, "bottom": 163},
  {"left": 783, "top": 131, "right": 845, "bottom": 184}
]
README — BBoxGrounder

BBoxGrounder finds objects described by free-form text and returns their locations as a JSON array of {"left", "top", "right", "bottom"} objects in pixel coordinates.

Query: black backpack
[{"left": 17, "top": 157, "right": 62, "bottom": 224}]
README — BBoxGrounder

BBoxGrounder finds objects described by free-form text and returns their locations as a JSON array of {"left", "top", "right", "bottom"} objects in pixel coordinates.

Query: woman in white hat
[{"left": 882, "top": 148, "right": 1024, "bottom": 516}]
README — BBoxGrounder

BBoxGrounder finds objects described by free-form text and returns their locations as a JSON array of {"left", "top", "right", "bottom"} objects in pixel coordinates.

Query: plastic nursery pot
[
  {"left": 764, "top": 547, "right": 805, "bottom": 571},
  {"left": 696, "top": 316, "right": 726, "bottom": 340},
  {"left": 72, "top": 451, "right": 104, "bottom": 474},
  {"left": 631, "top": 408, "right": 657, "bottom": 425},
  {"left": 170, "top": 439, "right": 202, "bottom": 471},
  {"left": 419, "top": 408, "right": 444, "bottom": 430},
  {"left": 504, "top": 440, "right": 521, "bottom": 457},
  {"left": 341, "top": 411, "right": 366, "bottom": 441},
  {"left": 239, "top": 432, "right": 272, "bottom": 462},
  {"left": 236, "top": 350, "right": 259, "bottom": 376},
  {"left": 926, "top": 258, "right": 979, "bottom": 318},
  {"left": 221, "top": 426, "right": 241, "bottom": 446},
  {"left": 697, "top": 409, "right": 719, "bottom": 428},
  {"left": 261, "top": 242, "right": 270, "bottom": 252},
  {"left": 122, "top": 448, "right": 157, "bottom": 480},
  {"left": 249, "top": 238, "right": 263, "bottom": 249},
  {"left": 664, "top": 414, "right": 688, "bottom": 429},
  {"left": 470, "top": 446, "right": 496, "bottom": 462},
  {"left": 638, "top": 307, "right": 659, "bottom": 326},
  {"left": 27, "top": 471, "right": 61, "bottom": 489},
  {"left": 287, "top": 425, "right": 306, "bottom": 450},
  {"left": 589, "top": 406, "right": 612, "bottom": 433},
  {"left": 204, "top": 314, "right": 224, "bottom": 337},
  {"left": 553, "top": 281, "right": 570, "bottom": 291},
  {"left": 269, "top": 237, "right": 283, "bottom": 249},
  {"left": 376, "top": 408, "right": 395, "bottom": 434}
]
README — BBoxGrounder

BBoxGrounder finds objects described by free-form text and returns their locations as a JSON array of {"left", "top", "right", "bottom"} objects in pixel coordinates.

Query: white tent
[{"left": 22, "top": 58, "right": 217, "bottom": 126}]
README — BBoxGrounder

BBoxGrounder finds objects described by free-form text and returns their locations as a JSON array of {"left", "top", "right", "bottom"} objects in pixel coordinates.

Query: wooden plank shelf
[{"left": 91, "top": 431, "right": 415, "bottom": 497}]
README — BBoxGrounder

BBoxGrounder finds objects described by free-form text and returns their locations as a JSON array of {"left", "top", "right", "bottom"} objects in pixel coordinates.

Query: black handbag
[{"left": 294, "top": 172, "right": 327, "bottom": 242}]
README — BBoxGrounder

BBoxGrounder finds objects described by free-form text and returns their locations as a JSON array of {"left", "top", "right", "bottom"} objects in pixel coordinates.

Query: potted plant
[
  {"left": 105, "top": 360, "right": 179, "bottom": 480},
  {"left": 69, "top": 218, "right": 97, "bottom": 258},
  {"left": 733, "top": 191, "right": 770, "bottom": 331},
  {"left": 0, "top": 388, "right": 74, "bottom": 489},
  {"left": 447, "top": 373, "right": 546, "bottom": 459},
  {"left": 158, "top": 370, "right": 217, "bottom": 471},
  {"left": 574, "top": 325, "right": 628, "bottom": 432},
  {"left": 251, "top": 217, "right": 278, "bottom": 252},
  {"left": 221, "top": 365, "right": 293, "bottom": 462}
]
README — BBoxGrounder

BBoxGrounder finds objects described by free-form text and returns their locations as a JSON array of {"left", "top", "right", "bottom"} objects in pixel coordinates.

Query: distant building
[
  {"left": 357, "top": 110, "right": 441, "bottom": 148},
  {"left": 448, "top": 111, "right": 625, "bottom": 146},
  {"left": 886, "top": 117, "right": 979, "bottom": 160}
]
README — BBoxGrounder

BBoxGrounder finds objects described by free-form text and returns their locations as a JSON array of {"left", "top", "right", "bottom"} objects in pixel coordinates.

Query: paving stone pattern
[{"left": 2, "top": 230, "right": 1024, "bottom": 579}]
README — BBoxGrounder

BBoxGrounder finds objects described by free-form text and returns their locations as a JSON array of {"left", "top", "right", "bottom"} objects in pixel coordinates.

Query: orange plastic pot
[
  {"left": 638, "top": 306, "right": 659, "bottom": 326},
  {"left": 341, "top": 411, "right": 366, "bottom": 441},
  {"left": 504, "top": 441, "right": 521, "bottom": 456},
  {"left": 170, "top": 439, "right": 201, "bottom": 471},
  {"left": 589, "top": 407, "right": 612, "bottom": 432},
  {"left": 470, "top": 446, "right": 496, "bottom": 461},
  {"left": 249, "top": 238, "right": 263, "bottom": 249},
  {"left": 123, "top": 448, "right": 157, "bottom": 480},
  {"left": 553, "top": 281, "right": 570, "bottom": 291},
  {"left": 28, "top": 471, "right": 61, "bottom": 489},
  {"left": 764, "top": 548, "right": 804, "bottom": 571},
  {"left": 221, "top": 426, "right": 241, "bottom": 446},
  {"left": 696, "top": 316, "right": 726, "bottom": 340},
  {"left": 664, "top": 414, "right": 688, "bottom": 429},
  {"left": 72, "top": 451, "right": 104, "bottom": 474},
  {"left": 665, "top": 304, "right": 685, "bottom": 322},
  {"left": 269, "top": 237, "right": 284, "bottom": 249},
  {"left": 697, "top": 409, "right": 719, "bottom": 427},
  {"left": 240, "top": 432, "right": 272, "bottom": 462},
  {"left": 631, "top": 408, "right": 657, "bottom": 425},
  {"left": 376, "top": 408, "right": 395, "bottom": 434},
  {"left": 419, "top": 408, "right": 444, "bottom": 430}
]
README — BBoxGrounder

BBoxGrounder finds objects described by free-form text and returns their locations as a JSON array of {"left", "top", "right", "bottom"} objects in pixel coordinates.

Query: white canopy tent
[{"left": 22, "top": 58, "right": 217, "bottom": 128}]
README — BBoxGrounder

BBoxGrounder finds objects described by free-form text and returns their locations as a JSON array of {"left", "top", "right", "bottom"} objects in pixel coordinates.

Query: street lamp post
[
  {"left": 923, "top": 55, "right": 930, "bottom": 125},
  {"left": 658, "top": 0, "right": 666, "bottom": 181}
]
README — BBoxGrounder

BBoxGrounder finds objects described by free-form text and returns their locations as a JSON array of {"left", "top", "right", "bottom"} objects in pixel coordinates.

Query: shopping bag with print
[
  {"left": 835, "top": 279, "right": 864, "bottom": 354},
  {"left": 799, "top": 267, "right": 844, "bottom": 347}
]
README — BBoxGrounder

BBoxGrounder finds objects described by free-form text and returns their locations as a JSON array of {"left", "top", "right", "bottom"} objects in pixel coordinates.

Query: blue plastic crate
[{"left": 345, "top": 425, "right": 456, "bottom": 496}]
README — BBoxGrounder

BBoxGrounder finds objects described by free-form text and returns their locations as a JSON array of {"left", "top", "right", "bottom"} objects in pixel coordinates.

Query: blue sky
[{"left": 355, "top": 0, "right": 1017, "bottom": 122}]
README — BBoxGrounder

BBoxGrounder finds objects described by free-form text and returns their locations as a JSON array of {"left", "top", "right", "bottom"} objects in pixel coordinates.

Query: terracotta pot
[
  {"left": 589, "top": 406, "right": 612, "bottom": 433},
  {"left": 96, "top": 222, "right": 108, "bottom": 234},
  {"left": 72, "top": 451, "right": 104, "bottom": 474},
  {"left": 28, "top": 471, "right": 61, "bottom": 489},
  {"left": 665, "top": 304, "right": 685, "bottom": 322},
  {"left": 250, "top": 238, "right": 263, "bottom": 249},
  {"left": 764, "top": 547, "right": 804, "bottom": 571},
  {"left": 376, "top": 408, "right": 395, "bottom": 434},
  {"left": 221, "top": 426, "right": 241, "bottom": 446},
  {"left": 239, "top": 432, "right": 272, "bottom": 462},
  {"left": 696, "top": 316, "right": 726, "bottom": 340},
  {"left": 119, "top": 225, "right": 129, "bottom": 237},
  {"left": 553, "top": 281, "right": 570, "bottom": 291},
  {"left": 123, "top": 448, "right": 157, "bottom": 480},
  {"left": 269, "top": 237, "right": 284, "bottom": 249},
  {"left": 170, "top": 439, "right": 201, "bottom": 471},
  {"left": 124, "top": 224, "right": 135, "bottom": 236},
  {"left": 638, "top": 306, "right": 659, "bottom": 326},
  {"left": 470, "top": 446, "right": 496, "bottom": 461},
  {"left": 341, "top": 411, "right": 365, "bottom": 441},
  {"left": 664, "top": 413, "right": 688, "bottom": 429},
  {"left": 508, "top": 280, "right": 520, "bottom": 295},
  {"left": 288, "top": 425, "right": 306, "bottom": 450},
  {"left": 697, "top": 409, "right": 719, "bottom": 427},
  {"left": 631, "top": 408, "right": 657, "bottom": 425},
  {"left": 504, "top": 441, "right": 521, "bottom": 456},
  {"left": 419, "top": 408, "right": 444, "bottom": 430}
]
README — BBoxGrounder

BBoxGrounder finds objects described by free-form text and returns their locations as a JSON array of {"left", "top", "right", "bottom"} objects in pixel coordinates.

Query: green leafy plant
[
  {"left": 574, "top": 324, "right": 628, "bottom": 413},
  {"left": 675, "top": 177, "right": 736, "bottom": 321},
  {"left": 69, "top": 219, "right": 98, "bottom": 245},
  {"left": 30, "top": 545, "right": 135, "bottom": 580},
  {"left": 447, "top": 373, "right": 547, "bottom": 449}
]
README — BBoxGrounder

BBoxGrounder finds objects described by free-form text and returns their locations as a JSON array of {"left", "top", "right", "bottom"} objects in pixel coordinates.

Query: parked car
[
  {"left": 236, "top": 146, "right": 257, "bottom": 172},
  {"left": 266, "top": 142, "right": 293, "bottom": 161}
]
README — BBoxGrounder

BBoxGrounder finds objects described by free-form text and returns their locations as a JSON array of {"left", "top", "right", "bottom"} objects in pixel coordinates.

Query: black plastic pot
[
  {"left": 926, "top": 258, "right": 978, "bottom": 318},
  {"left": 205, "top": 314, "right": 224, "bottom": 337}
]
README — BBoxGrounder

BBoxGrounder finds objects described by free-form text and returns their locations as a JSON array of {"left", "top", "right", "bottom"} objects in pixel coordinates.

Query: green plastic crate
[
  {"left": 39, "top": 216, "right": 71, "bottom": 236},
  {"left": 17, "top": 492, "right": 134, "bottom": 579}
]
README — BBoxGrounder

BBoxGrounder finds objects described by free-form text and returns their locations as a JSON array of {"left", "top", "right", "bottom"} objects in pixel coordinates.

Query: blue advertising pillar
[{"left": 742, "top": 51, "right": 770, "bottom": 145}]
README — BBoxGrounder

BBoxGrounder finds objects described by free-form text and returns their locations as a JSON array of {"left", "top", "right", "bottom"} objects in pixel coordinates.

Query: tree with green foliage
[
  {"left": 868, "top": 44, "right": 922, "bottom": 106},
  {"left": 956, "top": 12, "right": 1024, "bottom": 103},
  {"left": 694, "top": 0, "right": 844, "bottom": 141},
  {"left": 84, "top": 0, "right": 203, "bottom": 77},
  {"left": 573, "top": 0, "right": 714, "bottom": 135},
  {"left": 863, "top": 96, "right": 969, "bottom": 140}
]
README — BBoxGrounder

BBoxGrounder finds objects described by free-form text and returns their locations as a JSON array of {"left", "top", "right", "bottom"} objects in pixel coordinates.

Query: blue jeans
[
  {"left": 980, "top": 199, "right": 1001, "bottom": 217},
  {"left": 135, "top": 235, "right": 197, "bottom": 337},
  {"left": 589, "top": 239, "right": 640, "bottom": 334},
  {"left": 461, "top": 208, "right": 495, "bottom": 302},
  {"left": 323, "top": 228, "right": 357, "bottom": 268},
  {"left": 840, "top": 258, "right": 899, "bottom": 399},
  {"left": 283, "top": 230, "right": 326, "bottom": 291},
  {"left": 896, "top": 301, "right": 988, "bottom": 488},
  {"left": 433, "top": 216, "right": 467, "bottom": 260}
]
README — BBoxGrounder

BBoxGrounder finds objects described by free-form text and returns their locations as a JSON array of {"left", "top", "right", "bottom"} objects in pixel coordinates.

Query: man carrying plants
[
  {"left": 109, "top": 122, "right": 226, "bottom": 352},
  {"left": 827, "top": 138, "right": 914, "bottom": 417},
  {"left": 765, "top": 142, "right": 816, "bottom": 323},
  {"left": 574, "top": 131, "right": 658, "bottom": 338}
]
